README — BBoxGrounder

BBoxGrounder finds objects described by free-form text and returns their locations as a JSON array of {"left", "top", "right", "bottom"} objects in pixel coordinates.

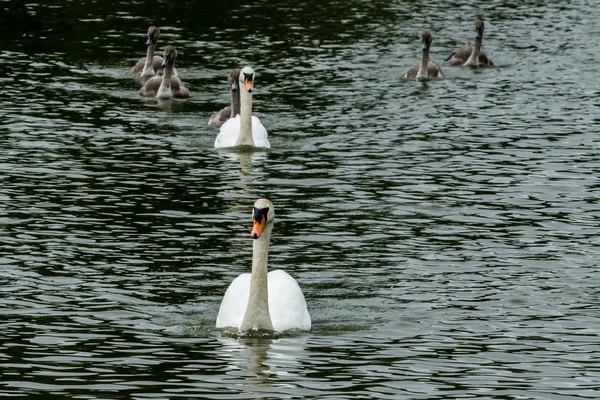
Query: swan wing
[
  {"left": 403, "top": 63, "right": 419, "bottom": 78},
  {"left": 214, "top": 115, "right": 270, "bottom": 149},
  {"left": 214, "top": 115, "right": 241, "bottom": 148},
  {"left": 251, "top": 116, "right": 270, "bottom": 149},
  {"left": 152, "top": 56, "right": 165, "bottom": 75},
  {"left": 216, "top": 273, "right": 251, "bottom": 329},
  {"left": 170, "top": 77, "right": 190, "bottom": 98},
  {"left": 427, "top": 61, "right": 445, "bottom": 78},
  {"left": 208, "top": 106, "right": 232, "bottom": 126},
  {"left": 267, "top": 270, "right": 311, "bottom": 332},
  {"left": 478, "top": 51, "right": 494, "bottom": 67},
  {"left": 132, "top": 57, "right": 146, "bottom": 76},
  {"left": 140, "top": 76, "right": 163, "bottom": 97},
  {"left": 449, "top": 43, "right": 473, "bottom": 65}
]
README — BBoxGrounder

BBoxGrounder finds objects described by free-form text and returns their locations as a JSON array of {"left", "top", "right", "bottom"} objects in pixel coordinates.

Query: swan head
[
  {"left": 162, "top": 45, "right": 177, "bottom": 67},
  {"left": 146, "top": 26, "right": 160, "bottom": 46},
  {"left": 239, "top": 66, "right": 256, "bottom": 94},
  {"left": 475, "top": 18, "right": 485, "bottom": 39},
  {"left": 228, "top": 68, "right": 241, "bottom": 92},
  {"left": 421, "top": 31, "right": 433, "bottom": 51},
  {"left": 251, "top": 198, "right": 274, "bottom": 239}
]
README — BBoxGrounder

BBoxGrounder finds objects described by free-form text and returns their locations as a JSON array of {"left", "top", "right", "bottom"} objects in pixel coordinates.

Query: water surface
[{"left": 1, "top": 0, "right": 599, "bottom": 398}]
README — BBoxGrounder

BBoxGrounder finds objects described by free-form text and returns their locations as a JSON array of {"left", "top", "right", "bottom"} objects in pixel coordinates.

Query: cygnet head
[
  {"left": 239, "top": 66, "right": 256, "bottom": 93},
  {"left": 146, "top": 26, "right": 160, "bottom": 46},
  {"left": 251, "top": 198, "right": 274, "bottom": 239},
  {"left": 228, "top": 68, "right": 241, "bottom": 92},
  {"left": 475, "top": 18, "right": 485, "bottom": 39},
  {"left": 161, "top": 45, "right": 177, "bottom": 67},
  {"left": 421, "top": 31, "right": 433, "bottom": 51}
]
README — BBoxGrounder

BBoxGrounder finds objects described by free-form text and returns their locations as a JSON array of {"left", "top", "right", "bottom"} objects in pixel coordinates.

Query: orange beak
[
  {"left": 251, "top": 215, "right": 266, "bottom": 239},
  {"left": 244, "top": 77, "right": 254, "bottom": 92}
]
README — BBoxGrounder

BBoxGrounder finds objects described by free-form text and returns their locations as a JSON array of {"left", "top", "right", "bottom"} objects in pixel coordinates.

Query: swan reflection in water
[
  {"left": 139, "top": 97, "right": 188, "bottom": 113},
  {"left": 215, "top": 335, "right": 308, "bottom": 393},
  {"left": 216, "top": 146, "right": 268, "bottom": 176}
]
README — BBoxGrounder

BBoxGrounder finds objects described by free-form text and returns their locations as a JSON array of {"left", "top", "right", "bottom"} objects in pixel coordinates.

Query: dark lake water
[{"left": 1, "top": 0, "right": 600, "bottom": 398}]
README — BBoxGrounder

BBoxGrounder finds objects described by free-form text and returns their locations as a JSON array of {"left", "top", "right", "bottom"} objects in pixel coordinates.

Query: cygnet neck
[
  {"left": 465, "top": 34, "right": 483, "bottom": 67},
  {"left": 157, "top": 62, "right": 174, "bottom": 98},
  {"left": 141, "top": 42, "right": 158, "bottom": 76},
  {"left": 417, "top": 48, "right": 430, "bottom": 78}
]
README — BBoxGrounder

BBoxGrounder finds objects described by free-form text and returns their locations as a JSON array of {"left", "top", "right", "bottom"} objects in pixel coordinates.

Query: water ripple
[{"left": 1, "top": 0, "right": 600, "bottom": 398}]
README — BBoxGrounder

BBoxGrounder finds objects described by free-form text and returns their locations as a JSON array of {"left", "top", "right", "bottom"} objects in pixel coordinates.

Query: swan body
[
  {"left": 214, "top": 66, "right": 270, "bottom": 149},
  {"left": 403, "top": 31, "right": 445, "bottom": 79},
  {"left": 217, "top": 270, "right": 311, "bottom": 332},
  {"left": 140, "top": 45, "right": 189, "bottom": 99},
  {"left": 448, "top": 19, "right": 494, "bottom": 67},
  {"left": 215, "top": 115, "right": 269, "bottom": 148},
  {"left": 216, "top": 199, "right": 311, "bottom": 334},
  {"left": 132, "top": 26, "right": 166, "bottom": 78},
  {"left": 208, "top": 68, "right": 241, "bottom": 126}
]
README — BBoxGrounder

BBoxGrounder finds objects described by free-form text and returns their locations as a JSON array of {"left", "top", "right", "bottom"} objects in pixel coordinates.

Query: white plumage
[
  {"left": 214, "top": 115, "right": 270, "bottom": 148},
  {"left": 216, "top": 270, "right": 311, "bottom": 332},
  {"left": 213, "top": 66, "right": 270, "bottom": 149},
  {"left": 216, "top": 199, "right": 310, "bottom": 334}
]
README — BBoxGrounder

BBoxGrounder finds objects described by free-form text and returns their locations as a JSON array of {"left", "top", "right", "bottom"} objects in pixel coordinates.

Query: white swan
[
  {"left": 214, "top": 66, "right": 270, "bottom": 149},
  {"left": 403, "top": 31, "right": 445, "bottom": 79},
  {"left": 216, "top": 199, "right": 311, "bottom": 334}
]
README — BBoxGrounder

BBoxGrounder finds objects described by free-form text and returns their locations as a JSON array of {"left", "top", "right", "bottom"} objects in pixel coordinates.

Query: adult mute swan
[
  {"left": 208, "top": 68, "right": 241, "bottom": 126},
  {"left": 447, "top": 18, "right": 494, "bottom": 67},
  {"left": 140, "top": 45, "right": 189, "bottom": 99},
  {"left": 132, "top": 26, "right": 166, "bottom": 78},
  {"left": 216, "top": 199, "right": 311, "bottom": 334},
  {"left": 214, "top": 66, "right": 270, "bottom": 148},
  {"left": 403, "top": 31, "right": 445, "bottom": 79}
]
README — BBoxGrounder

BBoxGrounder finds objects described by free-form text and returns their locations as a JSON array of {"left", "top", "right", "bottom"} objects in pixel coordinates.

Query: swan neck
[
  {"left": 240, "top": 223, "right": 274, "bottom": 332},
  {"left": 157, "top": 64, "right": 173, "bottom": 98},
  {"left": 417, "top": 49, "right": 430, "bottom": 78},
  {"left": 142, "top": 44, "right": 156, "bottom": 75},
  {"left": 466, "top": 37, "right": 482, "bottom": 66},
  {"left": 235, "top": 88, "right": 254, "bottom": 147},
  {"left": 230, "top": 89, "right": 241, "bottom": 119},
  {"left": 473, "top": 36, "right": 482, "bottom": 56},
  {"left": 162, "top": 63, "right": 174, "bottom": 80}
]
